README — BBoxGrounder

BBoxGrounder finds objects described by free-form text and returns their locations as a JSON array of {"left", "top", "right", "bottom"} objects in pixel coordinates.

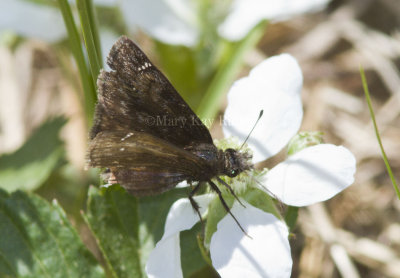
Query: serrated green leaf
[
  {"left": 0, "top": 189, "right": 104, "bottom": 278},
  {"left": 84, "top": 185, "right": 142, "bottom": 278},
  {"left": 0, "top": 117, "right": 66, "bottom": 192}
]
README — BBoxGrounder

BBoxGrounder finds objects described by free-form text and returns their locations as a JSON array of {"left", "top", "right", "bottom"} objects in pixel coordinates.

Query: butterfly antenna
[{"left": 240, "top": 110, "right": 264, "bottom": 150}]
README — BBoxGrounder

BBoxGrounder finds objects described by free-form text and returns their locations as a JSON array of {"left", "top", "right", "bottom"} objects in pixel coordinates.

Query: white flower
[
  {"left": 0, "top": 0, "right": 116, "bottom": 43},
  {"left": 223, "top": 54, "right": 356, "bottom": 206},
  {"left": 122, "top": 0, "right": 331, "bottom": 46},
  {"left": 0, "top": 0, "right": 66, "bottom": 42},
  {"left": 219, "top": 0, "right": 331, "bottom": 41},
  {"left": 210, "top": 201, "right": 292, "bottom": 278},
  {"left": 121, "top": 0, "right": 199, "bottom": 46},
  {"left": 145, "top": 54, "right": 356, "bottom": 277}
]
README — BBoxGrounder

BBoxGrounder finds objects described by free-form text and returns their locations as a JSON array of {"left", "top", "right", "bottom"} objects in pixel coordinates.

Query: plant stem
[
  {"left": 76, "top": 0, "right": 102, "bottom": 85},
  {"left": 360, "top": 67, "right": 400, "bottom": 199},
  {"left": 57, "top": 0, "right": 96, "bottom": 125}
]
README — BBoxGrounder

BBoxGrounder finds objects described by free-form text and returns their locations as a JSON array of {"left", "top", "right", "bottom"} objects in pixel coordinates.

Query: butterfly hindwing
[
  {"left": 112, "top": 169, "right": 189, "bottom": 196},
  {"left": 88, "top": 131, "right": 209, "bottom": 194},
  {"left": 90, "top": 36, "right": 212, "bottom": 148}
]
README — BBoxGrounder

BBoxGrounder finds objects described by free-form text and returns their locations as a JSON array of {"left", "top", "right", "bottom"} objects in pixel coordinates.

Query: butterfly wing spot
[
  {"left": 121, "top": 132, "right": 134, "bottom": 141},
  {"left": 138, "top": 62, "right": 152, "bottom": 72}
]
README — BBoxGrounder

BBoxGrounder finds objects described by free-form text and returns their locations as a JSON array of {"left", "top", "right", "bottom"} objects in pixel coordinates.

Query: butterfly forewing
[{"left": 90, "top": 36, "right": 212, "bottom": 148}]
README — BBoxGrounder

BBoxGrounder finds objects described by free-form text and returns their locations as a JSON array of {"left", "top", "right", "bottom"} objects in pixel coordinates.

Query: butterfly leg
[
  {"left": 216, "top": 177, "right": 246, "bottom": 208},
  {"left": 208, "top": 180, "right": 251, "bottom": 238},
  {"left": 188, "top": 182, "right": 204, "bottom": 225}
]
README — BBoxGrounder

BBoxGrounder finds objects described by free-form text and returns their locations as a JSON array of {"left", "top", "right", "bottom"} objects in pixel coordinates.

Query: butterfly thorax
[
  {"left": 184, "top": 143, "right": 219, "bottom": 173},
  {"left": 185, "top": 144, "right": 253, "bottom": 180}
]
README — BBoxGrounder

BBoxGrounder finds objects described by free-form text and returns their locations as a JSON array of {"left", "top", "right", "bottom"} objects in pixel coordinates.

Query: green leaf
[
  {"left": 284, "top": 206, "right": 298, "bottom": 233},
  {"left": 0, "top": 117, "right": 66, "bottom": 192},
  {"left": 0, "top": 189, "right": 104, "bottom": 277},
  {"left": 84, "top": 184, "right": 190, "bottom": 277},
  {"left": 243, "top": 187, "right": 280, "bottom": 218},
  {"left": 84, "top": 185, "right": 143, "bottom": 278},
  {"left": 180, "top": 223, "right": 208, "bottom": 277},
  {"left": 204, "top": 194, "right": 232, "bottom": 248}
]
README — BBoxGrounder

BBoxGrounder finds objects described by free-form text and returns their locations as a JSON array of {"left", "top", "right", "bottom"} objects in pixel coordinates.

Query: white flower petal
[
  {"left": 146, "top": 194, "right": 214, "bottom": 278},
  {"left": 219, "top": 0, "right": 330, "bottom": 41},
  {"left": 121, "top": 0, "right": 199, "bottom": 46},
  {"left": 223, "top": 54, "right": 303, "bottom": 163},
  {"left": 0, "top": 0, "right": 66, "bottom": 42},
  {"left": 146, "top": 234, "right": 182, "bottom": 278},
  {"left": 210, "top": 201, "right": 292, "bottom": 278},
  {"left": 162, "top": 194, "right": 213, "bottom": 238},
  {"left": 263, "top": 144, "right": 356, "bottom": 206}
]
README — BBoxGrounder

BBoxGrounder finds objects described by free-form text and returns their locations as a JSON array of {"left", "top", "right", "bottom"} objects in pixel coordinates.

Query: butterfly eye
[{"left": 231, "top": 169, "right": 239, "bottom": 177}]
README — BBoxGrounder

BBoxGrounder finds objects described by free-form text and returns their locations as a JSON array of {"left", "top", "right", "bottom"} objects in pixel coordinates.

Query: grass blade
[
  {"left": 360, "top": 67, "right": 400, "bottom": 199},
  {"left": 57, "top": 0, "right": 96, "bottom": 124},
  {"left": 76, "top": 0, "right": 102, "bottom": 85}
]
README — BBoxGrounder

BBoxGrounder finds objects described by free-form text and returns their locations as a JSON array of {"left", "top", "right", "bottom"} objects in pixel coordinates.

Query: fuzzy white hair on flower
[{"left": 145, "top": 53, "right": 356, "bottom": 278}]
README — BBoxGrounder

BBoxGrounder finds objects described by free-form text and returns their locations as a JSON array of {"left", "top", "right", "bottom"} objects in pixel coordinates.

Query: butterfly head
[{"left": 222, "top": 148, "right": 253, "bottom": 178}]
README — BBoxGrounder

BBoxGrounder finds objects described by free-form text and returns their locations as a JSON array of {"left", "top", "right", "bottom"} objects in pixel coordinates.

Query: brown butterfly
[{"left": 87, "top": 36, "right": 253, "bottom": 231}]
